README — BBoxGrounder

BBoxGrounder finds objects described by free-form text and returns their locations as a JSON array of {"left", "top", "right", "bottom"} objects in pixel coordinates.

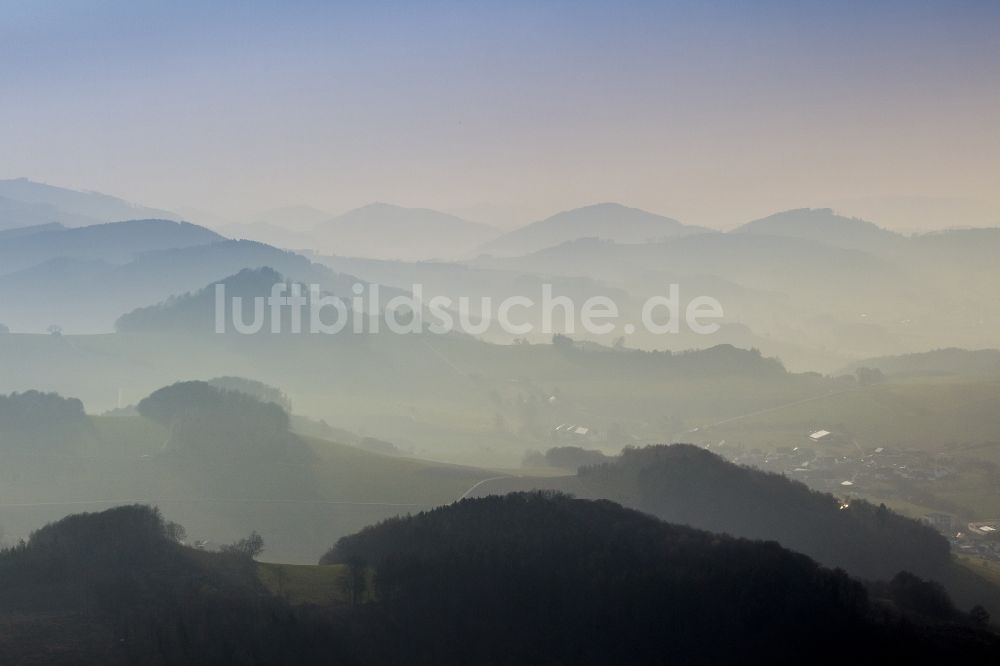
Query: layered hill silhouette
[
  {"left": 471, "top": 444, "right": 959, "bottom": 581},
  {"left": 311, "top": 202, "right": 498, "bottom": 260},
  {"left": 0, "top": 384, "right": 492, "bottom": 560},
  {"left": 0, "top": 218, "right": 222, "bottom": 275},
  {"left": 475, "top": 443, "right": 1000, "bottom": 615},
  {"left": 216, "top": 220, "right": 320, "bottom": 250},
  {"left": 468, "top": 213, "right": 1000, "bottom": 364},
  {"left": 476, "top": 229, "right": 898, "bottom": 293},
  {"left": 2, "top": 190, "right": 999, "bottom": 367},
  {"left": 321, "top": 492, "right": 999, "bottom": 665},
  {"left": 478, "top": 202, "right": 707, "bottom": 256},
  {"left": 0, "top": 195, "right": 95, "bottom": 230},
  {"left": 0, "top": 505, "right": 343, "bottom": 664},
  {"left": 0, "top": 221, "right": 63, "bottom": 240},
  {"left": 0, "top": 178, "right": 179, "bottom": 230},
  {"left": 0, "top": 238, "right": 367, "bottom": 333},
  {"left": 115, "top": 265, "right": 400, "bottom": 334},
  {"left": 4, "top": 499, "right": 996, "bottom": 664},
  {"left": 734, "top": 208, "right": 905, "bottom": 251},
  {"left": 845, "top": 348, "right": 1000, "bottom": 379},
  {"left": 575, "top": 444, "right": 950, "bottom": 581},
  {"left": 0, "top": 380, "right": 495, "bottom": 562},
  {"left": 117, "top": 267, "right": 305, "bottom": 333},
  {"left": 217, "top": 205, "right": 335, "bottom": 250}
]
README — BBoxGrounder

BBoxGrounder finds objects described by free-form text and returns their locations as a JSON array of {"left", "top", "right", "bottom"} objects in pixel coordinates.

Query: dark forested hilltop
[
  {"left": 323, "top": 492, "right": 998, "bottom": 665},
  {"left": 0, "top": 505, "right": 349, "bottom": 664},
  {"left": 574, "top": 444, "right": 951, "bottom": 581},
  {"left": 3, "top": 498, "right": 997, "bottom": 665}
]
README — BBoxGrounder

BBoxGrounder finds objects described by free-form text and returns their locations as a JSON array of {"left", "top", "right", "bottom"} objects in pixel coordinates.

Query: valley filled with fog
[
  {"left": 3, "top": 1, "right": 1000, "bottom": 662},
  {"left": 4, "top": 178, "right": 1000, "bottom": 662}
]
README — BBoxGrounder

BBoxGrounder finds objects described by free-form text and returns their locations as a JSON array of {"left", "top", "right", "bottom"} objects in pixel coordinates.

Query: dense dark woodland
[
  {"left": 0, "top": 506, "right": 339, "bottom": 665},
  {"left": 0, "top": 499, "right": 997, "bottom": 665},
  {"left": 330, "top": 492, "right": 996, "bottom": 664}
]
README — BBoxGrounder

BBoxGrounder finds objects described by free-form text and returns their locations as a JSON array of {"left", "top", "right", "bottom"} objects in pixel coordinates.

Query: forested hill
[
  {"left": 323, "top": 492, "right": 998, "bottom": 665},
  {"left": 136, "top": 379, "right": 310, "bottom": 462},
  {"left": 0, "top": 390, "right": 91, "bottom": 453},
  {"left": 576, "top": 444, "right": 950, "bottom": 581},
  {"left": 1, "top": 498, "right": 998, "bottom": 664},
  {"left": 0, "top": 506, "right": 344, "bottom": 664}
]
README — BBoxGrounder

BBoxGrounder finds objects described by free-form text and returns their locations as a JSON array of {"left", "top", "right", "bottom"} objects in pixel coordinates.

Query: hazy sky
[{"left": 2, "top": 0, "right": 998, "bottom": 229}]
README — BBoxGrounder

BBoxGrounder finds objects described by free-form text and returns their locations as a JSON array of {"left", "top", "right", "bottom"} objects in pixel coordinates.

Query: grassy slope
[
  {"left": 257, "top": 562, "right": 348, "bottom": 605},
  {"left": 945, "top": 557, "right": 1000, "bottom": 623},
  {"left": 957, "top": 556, "right": 1000, "bottom": 589}
]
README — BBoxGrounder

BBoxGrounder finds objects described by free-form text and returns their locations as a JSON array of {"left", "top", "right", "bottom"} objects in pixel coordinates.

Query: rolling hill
[
  {"left": 0, "top": 218, "right": 223, "bottom": 276},
  {"left": 0, "top": 221, "right": 63, "bottom": 240},
  {"left": 0, "top": 317, "right": 815, "bottom": 467},
  {"left": 0, "top": 381, "right": 496, "bottom": 563},
  {"left": 467, "top": 442, "right": 1000, "bottom": 616},
  {"left": 468, "top": 444, "right": 957, "bottom": 580},
  {"left": 321, "top": 492, "right": 1000, "bottom": 664},
  {"left": 734, "top": 208, "right": 904, "bottom": 251},
  {"left": 4, "top": 499, "right": 997, "bottom": 664},
  {"left": 0, "top": 195, "right": 95, "bottom": 230},
  {"left": 0, "top": 178, "right": 179, "bottom": 229},
  {"left": 477, "top": 231, "right": 899, "bottom": 294},
  {"left": 471, "top": 230, "right": 964, "bottom": 366},
  {"left": 478, "top": 202, "right": 707, "bottom": 256},
  {"left": 0, "top": 505, "right": 348, "bottom": 664},
  {"left": 0, "top": 239, "right": 368, "bottom": 333},
  {"left": 215, "top": 220, "right": 320, "bottom": 250},
  {"left": 846, "top": 348, "right": 1000, "bottom": 379},
  {"left": 216, "top": 204, "right": 338, "bottom": 248},
  {"left": 311, "top": 202, "right": 498, "bottom": 260},
  {"left": 116, "top": 267, "right": 334, "bottom": 333}
]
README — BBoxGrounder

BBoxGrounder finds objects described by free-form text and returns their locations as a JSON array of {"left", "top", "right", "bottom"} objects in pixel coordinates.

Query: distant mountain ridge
[
  {"left": 312, "top": 202, "right": 499, "bottom": 260},
  {"left": 733, "top": 208, "right": 904, "bottom": 250},
  {"left": 254, "top": 204, "right": 335, "bottom": 230},
  {"left": 218, "top": 221, "right": 320, "bottom": 250},
  {"left": 0, "top": 237, "right": 366, "bottom": 333},
  {"left": 479, "top": 202, "right": 708, "bottom": 256},
  {"left": 0, "top": 195, "right": 94, "bottom": 229},
  {"left": 0, "top": 218, "right": 224, "bottom": 275},
  {"left": 0, "top": 221, "right": 64, "bottom": 240},
  {"left": 0, "top": 178, "right": 180, "bottom": 229},
  {"left": 117, "top": 267, "right": 288, "bottom": 333},
  {"left": 218, "top": 205, "right": 338, "bottom": 249},
  {"left": 845, "top": 348, "right": 1000, "bottom": 378}
]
